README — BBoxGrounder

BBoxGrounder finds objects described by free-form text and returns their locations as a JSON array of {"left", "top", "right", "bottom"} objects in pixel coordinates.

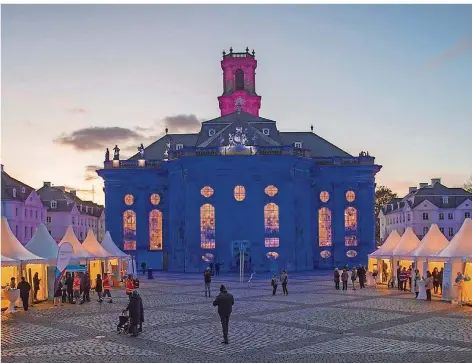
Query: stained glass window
[
  {"left": 346, "top": 190, "right": 356, "bottom": 202},
  {"left": 264, "top": 185, "right": 278, "bottom": 197},
  {"left": 149, "top": 210, "right": 162, "bottom": 250},
  {"left": 124, "top": 194, "right": 134, "bottom": 206},
  {"left": 318, "top": 207, "right": 332, "bottom": 246},
  {"left": 234, "top": 185, "right": 246, "bottom": 201},
  {"left": 320, "top": 250, "right": 331, "bottom": 258},
  {"left": 346, "top": 249, "right": 358, "bottom": 257},
  {"left": 201, "top": 186, "right": 214, "bottom": 198},
  {"left": 123, "top": 210, "right": 136, "bottom": 250},
  {"left": 264, "top": 203, "right": 279, "bottom": 247},
  {"left": 266, "top": 251, "right": 279, "bottom": 260},
  {"left": 345, "top": 207, "right": 358, "bottom": 246},
  {"left": 200, "top": 204, "right": 215, "bottom": 249},
  {"left": 150, "top": 194, "right": 160, "bottom": 205},
  {"left": 320, "top": 191, "right": 330, "bottom": 203}
]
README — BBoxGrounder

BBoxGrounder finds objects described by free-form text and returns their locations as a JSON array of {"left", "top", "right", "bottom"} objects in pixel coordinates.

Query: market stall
[
  {"left": 437, "top": 218, "right": 472, "bottom": 302},
  {"left": 1, "top": 255, "right": 20, "bottom": 310},
  {"left": 59, "top": 225, "right": 96, "bottom": 262},
  {"left": 82, "top": 228, "right": 112, "bottom": 286},
  {"left": 1, "top": 217, "right": 47, "bottom": 302},
  {"left": 390, "top": 227, "right": 420, "bottom": 287},
  {"left": 101, "top": 231, "right": 129, "bottom": 286},
  {"left": 368, "top": 230, "right": 401, "bottom": 284}
]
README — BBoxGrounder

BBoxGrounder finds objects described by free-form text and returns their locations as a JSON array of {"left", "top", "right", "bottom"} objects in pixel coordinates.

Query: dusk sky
[{"left": 2, "top": 5, "right": 471, "bottom": 205}]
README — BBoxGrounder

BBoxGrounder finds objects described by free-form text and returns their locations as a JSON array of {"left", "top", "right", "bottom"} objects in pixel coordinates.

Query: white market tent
[
  {"left": 369, "top": 230, "right": 402, "bottom": 258},
  {"left": 1, "top": 255, "right": 20, "bottom": 267},
  {"left": 82, "top": 229, "right": 113, "bottom": 258},
  {"left": 59, "top": 225, "right": 96, "bottom": 260},
  {"left": 437, "top": 218, "right": 472, "bottom": 258},
  {"left": 409, "top": 224, "right": 449, "bottom": 258},
  {"left": 391, "top": 227, "right": 421, "bottom": 258},
  {"left": 101, "top": 231, "right": 128, "bottom": 258},
  {"left": 25, "top": 224, "right": 62, "bottom": 264},
  {"left": 1, "top": 217, "right": 45, "bottom": 263}
]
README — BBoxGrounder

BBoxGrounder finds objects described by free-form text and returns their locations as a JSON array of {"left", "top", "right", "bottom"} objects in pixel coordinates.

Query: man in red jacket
[{"left": 102, "top": 273, "right": 113, "bottom": 303}]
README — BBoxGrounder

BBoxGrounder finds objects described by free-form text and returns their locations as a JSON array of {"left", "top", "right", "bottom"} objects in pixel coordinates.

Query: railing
[{"left": 223, "top": 52, "right": 255, "bottom": 59}]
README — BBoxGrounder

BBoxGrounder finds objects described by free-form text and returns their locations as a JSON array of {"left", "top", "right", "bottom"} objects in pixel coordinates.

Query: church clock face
[{"left": 234, "top": 96, "right": 245, "bottom": 107}]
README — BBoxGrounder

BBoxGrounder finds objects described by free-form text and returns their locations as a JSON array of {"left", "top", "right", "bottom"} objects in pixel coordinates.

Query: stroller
[{"left": 117, "top": 310, "right": 130, "bottom": 334}]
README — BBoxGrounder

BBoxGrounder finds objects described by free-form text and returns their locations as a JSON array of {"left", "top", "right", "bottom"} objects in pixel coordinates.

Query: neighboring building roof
[
  {"left": 129, "top": 111, "right": 351, "bottom": 160},
  {"left": 1, "top": 168, "right": 35, "bottom": 201}
]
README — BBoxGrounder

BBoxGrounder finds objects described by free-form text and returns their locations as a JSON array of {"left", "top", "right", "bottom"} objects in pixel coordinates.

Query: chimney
[
  {"left": 56, "top": 186, "right": 65, "bottom": 192},
  {"left": 431, "top": 178, "right": 441, "bottom": 186},
  {"left": 419, "top": 183, "right": 428, "bottom": 189},
  {"left": 409, "top": 187, "right": 417, "bottom": 193},
  {"left": 70, "top": 190, "right": 77, "bottom": 196},
  {"left": 44, "top": 182, "right": 51, "bottom": 187}
]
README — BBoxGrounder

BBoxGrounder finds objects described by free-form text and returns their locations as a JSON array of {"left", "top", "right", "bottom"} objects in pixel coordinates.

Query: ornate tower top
[{"left": 217, "top": 47, "right": 262, "bottom": 117}]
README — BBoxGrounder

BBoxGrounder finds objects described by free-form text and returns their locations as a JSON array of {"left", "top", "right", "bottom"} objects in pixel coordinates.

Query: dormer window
[
  {"left": 176, "top": 143, "right": 183, "bottom": 151},
  {"left": 294, "top": 142, "right": 302, "bottom": 149},
  {"left": 21, "top": 187, "right": 26, "bottom": 194},
  {"left": 50, "top": 200, "right": 57, "bottom": 209},
  {"left": 208, "top": 129, "right": 216, "bottom": 137},
  {"left": 442, "top": 196, "right": 449, "bottom": 204},
  {"left": 262, "top": 128, "right": 270, "bottom": 136},
  {"left": 12, "top": 188, "right": 16, "bottom": 198}
]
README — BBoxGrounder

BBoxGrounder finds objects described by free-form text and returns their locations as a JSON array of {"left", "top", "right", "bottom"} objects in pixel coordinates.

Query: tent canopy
[
  {"left": 1, "top": 255, "right": 20, "bottom": 267},
  {"left": 1, "top": 217, "right": 45, "bottom": 263},
  {"left": 437, "top": 218, "right": 472, "bottom": 258},
  {"left": 391, "top": 227, "right": 421, "bottom": 257},
  {"left": 101, "top": 231, "right": 128, "bottom": 258},
  {"left": 369, "top": 230, "right": 401, "bottom": 258},
  {"left": 59, "top": 226, "right": 96, "bottom": 259},
  {"left": 82, "top": 229, "right": 112, "bottom": 258},
  {"left": 25, "top": 224, "right": 60, "bottom": 263},
  {"left": 409, "top": 224, "right": 450, "bottom": 258}
]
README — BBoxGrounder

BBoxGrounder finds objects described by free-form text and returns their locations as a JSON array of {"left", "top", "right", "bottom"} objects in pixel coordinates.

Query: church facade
[{"left": 98, "top": 49, "right": 381, "bottom": 273}]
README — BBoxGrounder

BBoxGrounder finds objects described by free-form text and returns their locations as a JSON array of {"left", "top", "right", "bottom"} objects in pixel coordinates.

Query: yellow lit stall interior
[
  {"left": 379, "top": 258, "right": 392, "bottom": 284},
  {"left": 89, "top": 260, "right": 103, "bottom": 288},
  {"left": 368, "top": 257, "right": 378, "bottom": 273},
  {"left": 24, "top": 263, "right": 48, "bottom": 301},
  {"left": 1, "top": 265, "right": 18, "bottom": 309},
  {"left": 464, "top": 262, "right": 472, "bottom": 303}
]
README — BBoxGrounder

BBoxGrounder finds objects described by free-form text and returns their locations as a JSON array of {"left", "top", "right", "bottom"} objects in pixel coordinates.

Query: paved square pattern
[{"left": 2, "top": 272, "right": 471, "bottom": 363}]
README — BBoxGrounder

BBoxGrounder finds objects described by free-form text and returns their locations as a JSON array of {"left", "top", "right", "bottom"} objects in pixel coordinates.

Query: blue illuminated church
[{"left": 98, "top": 49, "right": 381, "bottom": 273}]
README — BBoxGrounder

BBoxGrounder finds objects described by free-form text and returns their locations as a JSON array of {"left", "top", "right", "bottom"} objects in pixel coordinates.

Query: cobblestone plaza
[{"left": 2, "top": 273, "right": 472, "bottom": 363}]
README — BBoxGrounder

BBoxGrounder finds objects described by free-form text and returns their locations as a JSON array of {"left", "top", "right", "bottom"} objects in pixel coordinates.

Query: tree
[
  {"left": 375, "top": 185, "right": 398, "bottom": 245},
  {"left": 463, "top": 176, "right": 472, "bottom": 193}
]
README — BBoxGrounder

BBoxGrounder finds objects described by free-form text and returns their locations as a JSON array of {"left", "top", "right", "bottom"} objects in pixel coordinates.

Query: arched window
[
  {"left": 149, "top": 210, "right": 162, "bottom": 250},
  {"left": 123, "top": 210, "right": 136, "bottom": 250},
  {"left": 200, "top": 204, "right": 215, "bottom": 249},
  {"left": 318, "top": 207, "right": 332, "bottom": 247},
  {"left": 345, "top": 207, "right": 358, "bottom": 246},
  {"left": 264, "top": 203, "right": 279, "bottom": 247},
  {"left": 235, "top": 69, "right": 244, "bottom": 91}
]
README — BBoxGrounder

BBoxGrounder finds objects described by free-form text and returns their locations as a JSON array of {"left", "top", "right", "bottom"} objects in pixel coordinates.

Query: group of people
[
  {"left": 270, "top": 270, "right": 289, "bottom": 296},
  {"left": 333, "top": 265, "right": 368, "bottom": 291},
  {"left": 5, "top": 272, "right": 42, "bottom": 311}
]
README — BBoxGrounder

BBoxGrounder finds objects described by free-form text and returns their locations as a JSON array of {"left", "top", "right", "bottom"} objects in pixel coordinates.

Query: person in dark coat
[
  {"left": 334, "top": 268, "right": 340, "bottom": 290},
  {"left": 66, "top": 272, "right": 73, "bottom": 303},
  {"left": 126, "top": 291, "right": 143, "bottom": 336},
  {"left": 204, "top": 268, "right": 212, "bottom": 297},
  {"left": 17, "top": 277, "right": 31, "bottom": 311},
  {"left": 215, "top": 262, "right": 221, "bottom": 276},
  {"left": 212, "top": 285, "right": 234, "bottom": 344},
  {"left": 80, "top": 273, "right": 91, "bottom": 304},
  {"left": 95, "top": 274, "right": 103, "bottom": 302},
  {"left": 33, "top": 272, "right": 40, "bottom": 302},
  {"left": 357, "top": 266, "right": 366, "bottom": 289},
  {"left": 138, "top": 292, "right": 144, "bottom": 333}
]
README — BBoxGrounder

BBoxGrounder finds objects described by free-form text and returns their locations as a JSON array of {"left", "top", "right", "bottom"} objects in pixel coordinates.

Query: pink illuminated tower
[{"left": 218, "top": 47, "right": 262, "bottom": 116}]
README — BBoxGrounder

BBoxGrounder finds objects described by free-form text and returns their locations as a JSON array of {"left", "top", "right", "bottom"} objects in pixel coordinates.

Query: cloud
[
  {"left": 84, "top": 165, "right": 101, "bottom": 181},
  {"left": 423, "top": 36, "right": 472, "bottom": 72},
  {"left": 160, "top": 114, "right": 202, "bottom": 133},
  {"left": 54, "top": 127, "right": 142, "bottom": 151},
  {"left": 67, "top": 108, "right": 88, "bottom": 115}
]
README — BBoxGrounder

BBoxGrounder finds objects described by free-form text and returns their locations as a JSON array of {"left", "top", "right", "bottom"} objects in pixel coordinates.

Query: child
[
  {"left": 53, "top": 280, "right": 63, "bottom": 306},
  {"left": 271, "top": 275, "right": 278, "bottom": 295}
]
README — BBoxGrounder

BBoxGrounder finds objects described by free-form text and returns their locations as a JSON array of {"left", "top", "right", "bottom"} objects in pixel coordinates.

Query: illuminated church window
[
  {"left": 264, "top": 203, "right": 279, "bottom": 247},
  {"left": 266, "top": 251, "right": 279, "bottom": 260},
  {"left": 124, "top": 194, "right": 134, "bottom": 206},
  {"left": 235, "top": 69, "right": 244, "bottom": 91},
  {"left": 234, "top": 185, "right": 246, "bottom": 201},
  {"left": 346, "top": 249, "right": 358, "bottom": 257},
  {"left": 201, "top": 186, "right": 214, "bottom": 198},
  {"left": 346, "top": 190, "right": 356, "bottom": 203},
  {"left": 123, "top": 210, "right": 136, "bottom": 250},
  {"left": 320, "top": 250, "right": 331, "bottom": 258},
  {"left": 149, "top": 210, "right": 162, "bottom": 250},
  {"left": 320, "top": 191, "right": 329, "bottom": 203},
  {"left": 264, "top": 185, "right": 278, "bottom": 197},
  {"left": 318, "top": 207, "right": 332, "bottom": 247},
  {"left": 200, "top": 204, "right": 216, "bottom": 249},
  {"left": 150, "top": 194, "right": 160, "bottom": 205},
  {"left": 345, "top": 207, "right": 358, "bottom": 246}
]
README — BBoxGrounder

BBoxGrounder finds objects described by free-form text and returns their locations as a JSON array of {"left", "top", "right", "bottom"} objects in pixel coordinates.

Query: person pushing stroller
[{"left": 124, "top": 290, "right": 144, "bottom": 337}]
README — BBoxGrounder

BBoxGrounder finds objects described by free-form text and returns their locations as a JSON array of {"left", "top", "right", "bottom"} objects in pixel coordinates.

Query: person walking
[
  {"left": 212, "top": 285, "right": 234, "bottom": 344},
  {"left": 95, "top": 274, "right": 103, "bottom": 302},
  {"left": 280, "top": 270, "right": 288, "bottom": 296},
  {"left": 334, "top": 268, "right": 340, "bottom": 290},
  {"left": 351, "top": 267, "right": 357, "bottom": 291},
  {"left": 66, "top": 272, "right": 74, "bottom": 303},
  {"left": 17, "top": 277, "right": 31, "bottom": 311},
  {"left": 425, "top": 271, "right": 433, "bottom": 301},
  {"left": 357, "top": 266, "right": 366, "bottom": 289},
  {"left": 73, "top": 273, "right": 81, "bottom": 303},
  {"left": 341, "top": 269, "right": 349, "bottom": 291},
  {"left": 215, "top": 262, "right": 221, "bottom": 276},
  {"left": 141, "top": 261, "right": 147, "bottom": 276},
  {"left": 413, "top": 269, "right": 421, "bottom": 298},
  {"left": 61, "top": 276, "right": 67, "bottom": 304},
  {"left": 271, "top": 274, "right": 278, "bottom": 295},
  {"left": 126, "top": 275, "right": 134, "bottom": 298},
  {"left": 102, "top": 273, "right": 113, "bottom": 303},
  {"left": 33, "top": 272, "right": 41, "bottom": 302},
  {"left": 126, "top": 291, "right": 143, "bottom": 337},
  {"left": 204, "top": 267, "right": 212, "bottom": 297}
]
